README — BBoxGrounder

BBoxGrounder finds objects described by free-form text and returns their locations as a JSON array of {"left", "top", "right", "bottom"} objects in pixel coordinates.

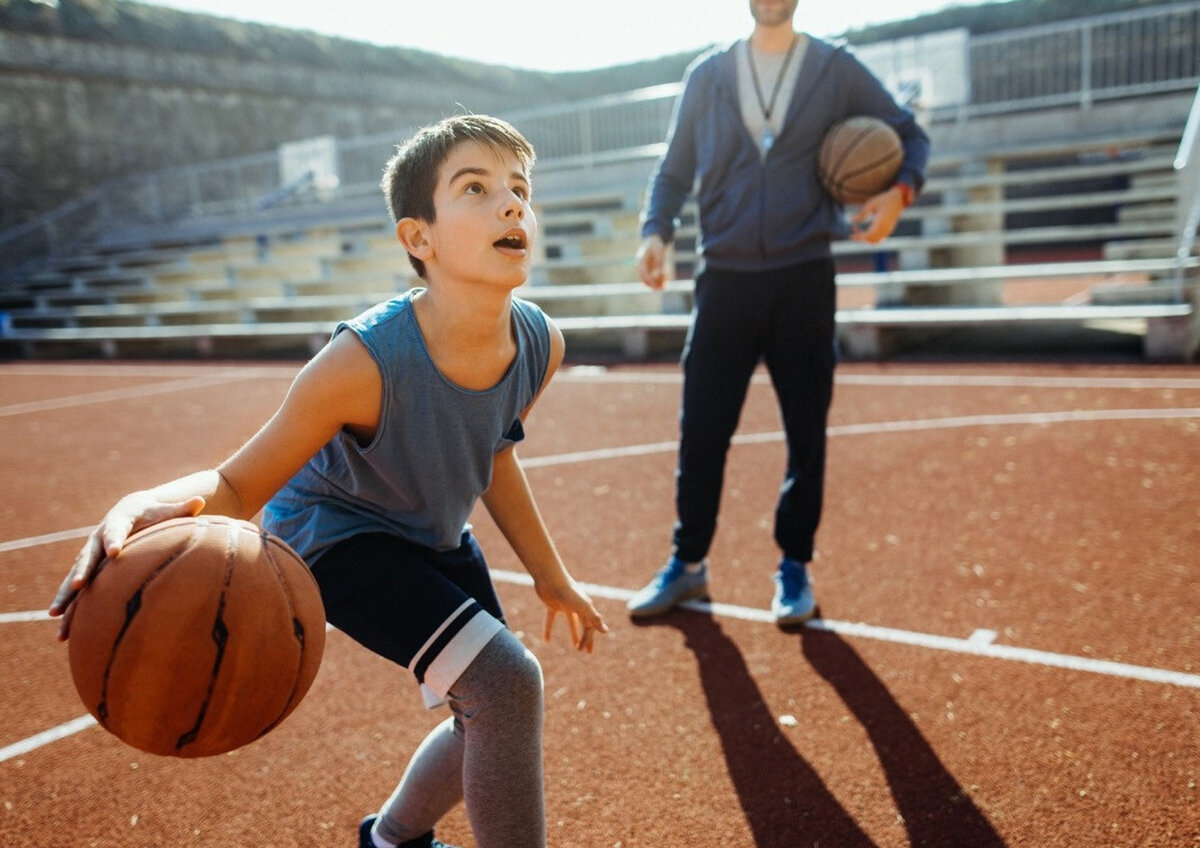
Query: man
[{"left": 627, "top": 0, "right": 930, "bottom": 626}]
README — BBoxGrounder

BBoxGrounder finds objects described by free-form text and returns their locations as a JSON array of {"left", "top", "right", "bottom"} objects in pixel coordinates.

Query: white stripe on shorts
[{"left": 415, "top": 603, "right": 505, "bottom": 709}]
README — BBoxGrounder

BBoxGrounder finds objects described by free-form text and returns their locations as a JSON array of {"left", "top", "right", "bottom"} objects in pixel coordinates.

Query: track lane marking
[
  {"left": 0, "top": 610, "right": 51, "bottom": 623},
  {"left": 0, "top": 622, "right": 339, "bottom": 763},
  {"left": 3, "top": 402, "right": 1197, "bottom": 760},
  {"left": 475, "top": 571, "right": 1200, "bottom": 689},
  {"left": 522, "top": 406, "right": 1200, "bottom": 468},
  {"left": 4, "top": 569, "right": 1196, "bottom": 764},
  {"left": 0, "top": 372, "right": 275, "bottom": 418},
  {"left": 556, "top": 369, "right": 1200, "bottom": 391},
  {"left": 0, "top": 526, "right": 95, "bottom": 554},
  {"left": 0, "top": 716, "right": 98, "bottom": 764},
  {"left": 5, "top": 366, "right": 1198, "bottom": 420}
]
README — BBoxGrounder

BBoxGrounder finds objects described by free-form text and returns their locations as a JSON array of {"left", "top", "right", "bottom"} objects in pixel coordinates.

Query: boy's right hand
[{"left": 49, "top": 493, "right": 206, "bottom": 640}]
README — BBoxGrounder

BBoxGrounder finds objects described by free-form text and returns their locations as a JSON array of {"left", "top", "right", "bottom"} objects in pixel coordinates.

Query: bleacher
[
  {"left": 1, "top": 6, "right": 1198, "bottom": 361},
  {"left": 0, "top": 142, "right": 1193, "bottom": 360}
]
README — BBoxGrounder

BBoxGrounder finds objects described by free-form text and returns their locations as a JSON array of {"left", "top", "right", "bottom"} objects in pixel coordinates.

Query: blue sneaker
[
  {"left": 772, "top": 558, "right": 817, "bottom": 627},
  {"left": 627, "top": 557, "right": 709, "bottom": 617},
  {"left": 358, "top": 815, "right": 460, "bottom": 848}
]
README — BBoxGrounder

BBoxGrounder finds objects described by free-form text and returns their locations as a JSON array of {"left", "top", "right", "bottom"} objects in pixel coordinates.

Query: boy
[{"left": 50, "top": 114, "right": 608, "bottom": 848}]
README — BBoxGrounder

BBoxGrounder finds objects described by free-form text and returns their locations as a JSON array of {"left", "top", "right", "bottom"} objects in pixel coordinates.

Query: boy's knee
[
  {"left": 492, "top": 631, "right": 544, "bottom": 712},
  {"left": 451, "top": 628, "right": 544, "bottom": 718}
]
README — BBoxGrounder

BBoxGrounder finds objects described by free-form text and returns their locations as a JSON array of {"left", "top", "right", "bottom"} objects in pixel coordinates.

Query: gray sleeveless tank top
[{"left": 263, "top": 290, "right": 551, "bottom": 563}]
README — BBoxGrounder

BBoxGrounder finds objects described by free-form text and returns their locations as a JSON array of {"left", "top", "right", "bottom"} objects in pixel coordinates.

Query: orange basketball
[
  {"left": 818, "top": 115, "right": 904, "bottom": 205},
  {"left": 67, "top": 515, "right": 325, "bottom": 758}
]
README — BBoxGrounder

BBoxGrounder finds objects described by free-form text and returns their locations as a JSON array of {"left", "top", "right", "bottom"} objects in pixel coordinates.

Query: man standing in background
[{"left": 628, "top": 0, "right": 930, "bottom": 626}]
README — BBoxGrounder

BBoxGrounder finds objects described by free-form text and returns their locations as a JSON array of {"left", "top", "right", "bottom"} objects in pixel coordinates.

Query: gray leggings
[{"left": 372, "top": 628, "right": 546, "bottom": 848}]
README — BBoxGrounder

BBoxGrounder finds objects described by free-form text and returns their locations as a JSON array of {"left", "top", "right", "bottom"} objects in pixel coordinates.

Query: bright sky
[{"left": 141, "top": 0, "right": 994, "bottom": 71}]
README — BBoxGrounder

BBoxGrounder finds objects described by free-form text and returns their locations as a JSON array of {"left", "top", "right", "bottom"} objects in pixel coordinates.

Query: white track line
[
  {"left": 9, "top": 363, "right": 1199, "bottom": 392},
  {"left": 490, "top": 570, "right": 1200, "bottom": 689},
  {"left": 4, "top": 368, "right": 1197, "bottom": 420},
  {"left": 4, "top": 562, "right": 1197, "bottom": 763},
  {"left": 831, "top": 374, "right": 1200, "bottom": 391},
  {"left": 522, "top": 407, "right": 1200, "bottom": 468},
  {"left": 826, "top": 407, "right": 1200, "bottom": 436},
  {"left": 0, "top": 716, "right": 98, "bottom": 764},
  {"left": 0, "top": 610, "right": 51, "bottom": 623},
  {"left": 0, "top": 372, "right": 276, "bottom": 418},
  {"left": 3, "top": 396, "right": 1197, "bottom": 760},
  {"left": 0, "top": 622, "right": 340, "bottom": 764},
  {"left": 0, "top": 526, "right": 94, "bottom": 553},
  {"left": 557, "top": 369, "right": 1200, "bottom": 391},
  {"left": 0, "top": 364, "right": 299, "bottom": 379}
]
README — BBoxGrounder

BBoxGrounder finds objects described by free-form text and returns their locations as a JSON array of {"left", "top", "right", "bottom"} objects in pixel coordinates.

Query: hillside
[
  {"left": 0, "top": 0, "right": 1175, "bottom": 234},
  {"left": 0, "top": 0, "right": 697, "bottom": 98},
  {"left": 845, "top": 0, "right": 1182, "bottom": 43},
  {"left": 1, "top": 0, "right": 1171, "bottom": 74},
  {"left": 0, "top": 0, "right": 1172, "bottom": 100}
]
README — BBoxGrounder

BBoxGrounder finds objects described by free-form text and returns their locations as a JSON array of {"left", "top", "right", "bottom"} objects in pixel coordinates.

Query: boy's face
[{"left": 421, "top": 140, "right": 536, "bottom": 290}]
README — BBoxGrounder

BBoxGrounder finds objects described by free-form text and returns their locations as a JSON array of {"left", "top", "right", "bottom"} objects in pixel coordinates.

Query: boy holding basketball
[
  {"left": 628, "top": 0, "right": 930, "bottom": 626},
  {"left": 50, "top": 114, "right": 608, "bottom": 848}
]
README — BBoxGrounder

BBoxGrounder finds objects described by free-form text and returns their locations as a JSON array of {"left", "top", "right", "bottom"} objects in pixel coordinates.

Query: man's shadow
[{"left": 639, "top": 611, "right": 1005, "bottom": 847}]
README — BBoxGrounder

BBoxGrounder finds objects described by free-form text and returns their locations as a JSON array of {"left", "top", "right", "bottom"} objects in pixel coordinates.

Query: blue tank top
[{"left": 263, "top": 290, "right": 551, "bottom": 563}]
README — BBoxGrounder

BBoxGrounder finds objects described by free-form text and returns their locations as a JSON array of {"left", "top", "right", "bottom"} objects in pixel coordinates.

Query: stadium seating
[{"left": 1, "top": 60, "right": 1197, "bottom": 360}]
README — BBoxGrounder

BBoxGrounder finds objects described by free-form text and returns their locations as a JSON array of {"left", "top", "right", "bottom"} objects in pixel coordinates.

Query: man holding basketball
[
  {"left": 628, "top": 0, "right": 930, "bottom": 626},
  {"left": 51, "top": 115, "right": 607, "bottom": 848}
]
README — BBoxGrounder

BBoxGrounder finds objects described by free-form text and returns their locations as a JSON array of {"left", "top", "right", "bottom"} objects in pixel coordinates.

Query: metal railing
[
  {"left": 1174, "top": 79, "right": 1200, "bottom": 289},
  {"left": 3, "top": 3, "right": 1199, "bottom": 279},
  {"left": 959, "top": 2, "right": 1200, "bottom": 117}
]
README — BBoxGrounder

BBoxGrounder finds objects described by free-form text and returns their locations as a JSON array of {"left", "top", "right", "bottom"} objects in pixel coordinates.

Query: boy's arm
[
  {"left": 482, "top": 448, "right": 607, "bottom": 653},
  {"left": 481, "top": 320, "right": 608, "bottom": 652},
  {"left": 49, "top": 331, "right": 380, "bottom": 634}
]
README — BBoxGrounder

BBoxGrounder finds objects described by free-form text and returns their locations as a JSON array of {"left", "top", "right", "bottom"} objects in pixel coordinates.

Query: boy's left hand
[{"left": 537, "top": 577, "right": 609, "bottom": 653}]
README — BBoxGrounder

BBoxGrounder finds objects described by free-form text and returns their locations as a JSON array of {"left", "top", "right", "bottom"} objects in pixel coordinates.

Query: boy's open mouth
[{"left": 494, "top": 231, "right": 528, "bottom": 250}]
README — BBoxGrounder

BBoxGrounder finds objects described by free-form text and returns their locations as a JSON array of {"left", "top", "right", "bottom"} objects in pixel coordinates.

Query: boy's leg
[
  {"left": 373, "top": 631, "right": 547, "bottom": 848},
  {"left": 371, "top": 716, "right": 465, "bottom": 844},
  {"left": 311, "top": 532, "right": 517, "bottom": 844},
  {"left": 446, "top": 628, "right": 546, "bottom": 848}
]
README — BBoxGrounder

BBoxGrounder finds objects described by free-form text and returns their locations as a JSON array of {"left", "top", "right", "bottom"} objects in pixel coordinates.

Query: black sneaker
[{"left": 358, "top": 815, "right": 461, "bottom": 848}]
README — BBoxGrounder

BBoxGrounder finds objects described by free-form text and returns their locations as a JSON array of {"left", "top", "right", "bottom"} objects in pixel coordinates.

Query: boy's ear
[{"left": 396, "top": 218, "right": 433, "bottom": 261}]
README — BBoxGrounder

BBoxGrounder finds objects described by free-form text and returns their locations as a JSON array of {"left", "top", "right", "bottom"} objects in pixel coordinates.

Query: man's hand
[
  {"left": 636, "top": 235, "right": 668, "bottom": 290},
  {"left": 850, "top": 185, "right": 908, "bottom": 244}
]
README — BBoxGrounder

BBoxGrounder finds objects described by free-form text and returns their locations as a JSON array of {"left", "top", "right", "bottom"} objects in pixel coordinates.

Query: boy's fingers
[
  {"left": 57, "top": 603, "right": 77, "bottom": 641},
  {"left": 49, "top": 580, "right": 74, "bottom": 618},
  {"left": 49, "top": 497, "right": 206, "bottom": 631},
  {"left": 100, "top": 520, "right": 133, "bottom": 561},
  {"left": 50, "top": 532, "right": 102, "bottom": 615}
]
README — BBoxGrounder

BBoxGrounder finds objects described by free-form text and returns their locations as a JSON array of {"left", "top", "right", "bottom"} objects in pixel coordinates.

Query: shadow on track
[
  {"left": 637, "top": 612, "right": 1006, "bottom": 847},
  {"left": 800, "top": 627, "right": 1007, "bottom": 848}
]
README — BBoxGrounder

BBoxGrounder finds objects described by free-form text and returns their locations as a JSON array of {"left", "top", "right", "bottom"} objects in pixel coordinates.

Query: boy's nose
[{"left": 503, "top": 198, "right": 524, "bottom": 218}]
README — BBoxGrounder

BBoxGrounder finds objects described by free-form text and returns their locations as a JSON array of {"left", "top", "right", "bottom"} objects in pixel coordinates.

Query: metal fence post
[{"left": 1080, "top": 23, "right": 1093, "bottom": 109}]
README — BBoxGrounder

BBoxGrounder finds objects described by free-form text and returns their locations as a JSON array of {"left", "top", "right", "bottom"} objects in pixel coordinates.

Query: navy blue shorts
[{"left": 310, "top": 531, "right": 507, "bottom": 707}]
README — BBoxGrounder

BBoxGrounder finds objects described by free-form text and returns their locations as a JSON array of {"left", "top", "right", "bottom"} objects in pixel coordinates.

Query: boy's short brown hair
[{"left": 381, "top": 114, "right": 536, "bottom": 278}]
